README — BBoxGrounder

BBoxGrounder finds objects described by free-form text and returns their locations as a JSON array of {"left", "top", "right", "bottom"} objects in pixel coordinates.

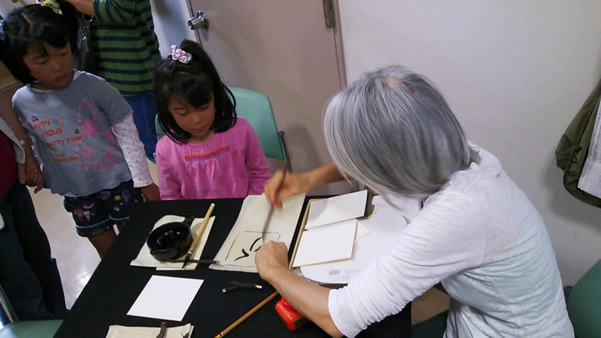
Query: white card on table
[
  {"left": 304, "top": 190, "right": 367, "bottom": 229},
  {"left": 292, "top": 220, "right": 357, "bottom": 267},
  {"left": 127, "top": 275, "right": 203, "bottom": 321}
]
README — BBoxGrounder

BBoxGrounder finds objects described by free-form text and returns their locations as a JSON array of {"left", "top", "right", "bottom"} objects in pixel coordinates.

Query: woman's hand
[
  {"left": 264, "top": 170, "right": 310, "bottom": 208},
  {"left": 255, "top": 241, "right": 290, "bottom": 282},
  {"left": 264, "top": 163, "right": 344, "bottom": 208},
  {"left": 256, "top": 241, "right": 343, "bottom": 337},
  {"left": 140, "top": 183, "right": 160, "bottom": 201}
]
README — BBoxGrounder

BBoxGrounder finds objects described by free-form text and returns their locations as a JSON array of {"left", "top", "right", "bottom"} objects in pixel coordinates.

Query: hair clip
[
  {"left": 171, "top": 45, "right": 192, "bottom": 64},
  {"left": 0, "top": 22, "right": 5, "bottom": 42},
  {"left": 38, "top": 0, "right": 63, "bottom": 15}
]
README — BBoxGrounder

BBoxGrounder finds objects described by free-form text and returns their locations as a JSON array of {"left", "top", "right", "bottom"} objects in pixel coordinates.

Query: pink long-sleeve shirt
[{"left": 155, "top": 117, "right": 271, "bottom": 200}]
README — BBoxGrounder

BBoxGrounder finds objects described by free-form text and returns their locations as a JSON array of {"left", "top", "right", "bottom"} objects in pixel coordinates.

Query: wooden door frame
[{"left": 331, "top": 0, "right": 347, "bottom": 89}]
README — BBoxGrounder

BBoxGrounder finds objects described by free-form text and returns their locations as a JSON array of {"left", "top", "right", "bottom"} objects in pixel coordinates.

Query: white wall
[
  {"left": 0, "top": 0, "right": 31, "bottom": 15},
  {"left": 339, "top": 0, "right": 601, "bottom": 285}
]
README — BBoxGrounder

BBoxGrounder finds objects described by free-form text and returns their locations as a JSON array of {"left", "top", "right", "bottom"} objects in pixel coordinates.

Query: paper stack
[{"left": 292, "top": 190, "right": 368, "bottom": 268}]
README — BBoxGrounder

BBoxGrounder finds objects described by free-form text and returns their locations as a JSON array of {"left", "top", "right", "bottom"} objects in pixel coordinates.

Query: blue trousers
[
  {"left": 0, "top": 182, "right": 67, "bottom": 320},
  {"left": 125, "top": 91, "right": 158, "bottom": 161}
]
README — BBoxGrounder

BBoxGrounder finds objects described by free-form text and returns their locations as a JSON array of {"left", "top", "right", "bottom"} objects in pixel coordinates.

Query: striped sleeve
[{"left": 93, "top": 0, "right": 136, "bottom": 23}]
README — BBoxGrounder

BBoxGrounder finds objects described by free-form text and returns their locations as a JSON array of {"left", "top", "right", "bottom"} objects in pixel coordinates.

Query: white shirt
[{"left": 328, "top": 146, "right": 573, "bottom": 337}]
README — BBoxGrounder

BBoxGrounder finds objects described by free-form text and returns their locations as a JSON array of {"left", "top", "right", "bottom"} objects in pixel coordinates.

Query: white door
[{"left": 186, "top": 0, "right": 348, "bottom": 194}]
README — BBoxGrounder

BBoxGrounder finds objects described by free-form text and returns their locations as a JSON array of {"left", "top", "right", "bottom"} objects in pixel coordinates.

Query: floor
[
  {"left": 30, "top": 159, "right": 160, "bottom": 308},
  {"left": 30, "top": 186, "right": 99, "bottom": 309},
  {"left": 31, "top": 160, "right": 450, "bottom": 324}
]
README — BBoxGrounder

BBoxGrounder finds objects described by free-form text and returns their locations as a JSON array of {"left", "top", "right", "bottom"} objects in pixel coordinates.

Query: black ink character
[{"left": 234, "top": 236, "right": 264, "bottom": 261}]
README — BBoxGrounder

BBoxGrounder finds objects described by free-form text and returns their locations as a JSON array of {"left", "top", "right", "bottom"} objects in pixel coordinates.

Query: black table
[{"left": 55, "top": 198, "right": 411, "bottom": 337}]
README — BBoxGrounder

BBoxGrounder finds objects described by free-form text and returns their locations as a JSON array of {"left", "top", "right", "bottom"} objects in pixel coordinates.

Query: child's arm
[
  {"left": 244, "top": 122, "right": 272, "bottom": 195},
  {"left": 1, "top": 93, "right": 43, "bottom": 192},
  {"left": 155, "top": 145, "right": 184, "bottom": 200},
  {"left": 111, "top": 113, "right": 159, "bottom": 201},
  {"left": 89, "top": 74, "right": 158, "bottom": 200}
]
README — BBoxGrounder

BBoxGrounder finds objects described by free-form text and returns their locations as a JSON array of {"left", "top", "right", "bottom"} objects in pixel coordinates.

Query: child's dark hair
[
  {"left": 154, "top": 39, "right": 236, "bottom": 143},
  {"left": 0, "top": 0, "right": 79, "bottom": 84}
]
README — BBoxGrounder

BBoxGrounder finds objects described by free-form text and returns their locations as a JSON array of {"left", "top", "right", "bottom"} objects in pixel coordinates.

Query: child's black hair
[
  {"left": 154, "top": 39, "right": 236, "bottom": 143},
  {"left": 0, "top": 0, "right": 79, "bottom": 84}
]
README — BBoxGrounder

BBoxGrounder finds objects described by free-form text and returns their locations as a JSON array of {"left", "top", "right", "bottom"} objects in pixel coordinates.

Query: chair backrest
[
  {"left": 0, "top": 285, "right": 62, "bottom": 337},
  {"left": 229, "top": 87, "right": 288, "bottom": 164},
  {"left": 154, "top": 87, "right": 289, "bottom": 165},
  {"left": 155, "top": 114, "right": 165, "bottom": 141},
  {"left": 567, "top": 259, "right": 601, "bottom": 337},
  {"left": 0, "top": 320, "right": 63, "bottom": 338}
]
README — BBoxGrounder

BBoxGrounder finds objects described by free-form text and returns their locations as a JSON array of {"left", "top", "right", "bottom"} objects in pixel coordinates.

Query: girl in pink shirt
[{"left": 154, "top": 40, "right": 271, "bottom": 200}]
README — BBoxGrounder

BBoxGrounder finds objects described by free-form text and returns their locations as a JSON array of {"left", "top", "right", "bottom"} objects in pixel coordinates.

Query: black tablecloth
[{"left": 55, "top": 198, "right": 411, "bottom": 337}]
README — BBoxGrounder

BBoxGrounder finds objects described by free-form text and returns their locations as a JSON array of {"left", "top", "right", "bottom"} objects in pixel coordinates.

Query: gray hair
[{"left": 324, "top": 65, "right": 471, "bottom": 198}]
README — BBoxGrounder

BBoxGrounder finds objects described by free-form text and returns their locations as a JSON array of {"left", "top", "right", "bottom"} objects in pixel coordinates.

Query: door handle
[{"left": 188, "top": 10, "right": 209, "bottom": 30}]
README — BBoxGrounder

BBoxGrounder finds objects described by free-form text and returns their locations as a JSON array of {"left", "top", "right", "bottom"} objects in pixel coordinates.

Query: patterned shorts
[{"left": 63, "top": 180, "right": 143, "bottom": 237}]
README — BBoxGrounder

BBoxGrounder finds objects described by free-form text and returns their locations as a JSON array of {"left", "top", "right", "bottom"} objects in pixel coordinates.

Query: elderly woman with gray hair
[{"left": 257, "top": 65, "right": 573, "bottom": 337}]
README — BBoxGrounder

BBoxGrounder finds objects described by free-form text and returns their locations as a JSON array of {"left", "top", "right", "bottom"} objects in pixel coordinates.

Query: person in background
[
  {"left": 65, "top": 0, "right": 160, "bottom": 160},
  {"left": 153, "top": 39, "right": 271, "bottom": 200},
  {"left": 0, "top": 91, "right": 67, "bottom": 320},
  {"left": 0, "top": 1, "right": 159, "bottom": 258},
  {"left": 258, "top": 65, "right": 574, "bottom": 337}
]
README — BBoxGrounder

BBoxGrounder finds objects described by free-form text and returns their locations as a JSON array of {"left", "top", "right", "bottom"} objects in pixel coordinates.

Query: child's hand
[
  {"left": 140, "top": 183, "right": 160, "bottom": 201},
  {"left": 18, "top": 150, "right": 44, "bottom": 193}
]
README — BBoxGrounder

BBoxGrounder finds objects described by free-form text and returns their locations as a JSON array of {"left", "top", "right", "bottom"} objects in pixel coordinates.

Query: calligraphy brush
[
  {"left": 261, "top": 167, "right": 288, "bottom": 243},
  {"left": 182, "top": 203, "right": 215, "bottom": 268}
]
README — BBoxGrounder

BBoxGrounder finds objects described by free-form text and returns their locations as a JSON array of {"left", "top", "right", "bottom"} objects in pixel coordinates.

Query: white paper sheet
[
  {"left": 355, "top": 222, "right": 370, "bottom": 241},
  {"left": 130, "top": 215, "right": 215, "bottom": 270},
  {"left": 292, "top": 220, "right": 357, "bottom": 267},
  {"left": 304, "top": 190, "right": 367, "bottom": 229},
  {"left": 106, "top": 323, "right": 194, "bottom": 338},
  {"left": 300, "top": 195, "right": 420, "bottom": 284},
  {"left": 211, "top": 193, "right": 305, "bottom": 273},
  {"left": 127, "top": 276, "right": 203, "bottom": 321}
]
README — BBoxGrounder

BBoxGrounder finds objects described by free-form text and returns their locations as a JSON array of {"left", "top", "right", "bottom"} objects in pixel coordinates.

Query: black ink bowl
[{"left": 146, "top": 213, "right": 194, "bottom": 261}]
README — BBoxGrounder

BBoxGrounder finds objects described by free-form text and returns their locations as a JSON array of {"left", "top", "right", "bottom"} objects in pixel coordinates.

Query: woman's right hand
[
  {"left": 264, "top": 170, "right": 311, "bottom": 208},
  {"left": 265, "top": 163, "right": 345, "bottom": 207}
]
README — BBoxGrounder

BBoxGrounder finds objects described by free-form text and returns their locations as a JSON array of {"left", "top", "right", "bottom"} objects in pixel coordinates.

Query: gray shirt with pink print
[{"left": 13, "top": 71, "right": 134, "bottom": 196}]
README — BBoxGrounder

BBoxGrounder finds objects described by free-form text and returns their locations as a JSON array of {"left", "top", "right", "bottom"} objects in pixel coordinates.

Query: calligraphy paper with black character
[{"left": 211, "top": 193, "right": 305, "bottom": 273}]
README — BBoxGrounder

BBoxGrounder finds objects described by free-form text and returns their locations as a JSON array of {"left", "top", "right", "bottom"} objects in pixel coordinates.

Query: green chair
[
  {"left": 229, "top": 87, "right": 290, "bottom": 167},
  {"left": 155, "top": 113, "right": 165, "bottom": 142},
  {"left": 0, "top": 285, "right": 62, "bottom": 338},
  {"left": 155, "top": 87, "right": 290, "bottom": 168},
  {"left": 567, "top": 259, "right": 601, "bottom": 337}
]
